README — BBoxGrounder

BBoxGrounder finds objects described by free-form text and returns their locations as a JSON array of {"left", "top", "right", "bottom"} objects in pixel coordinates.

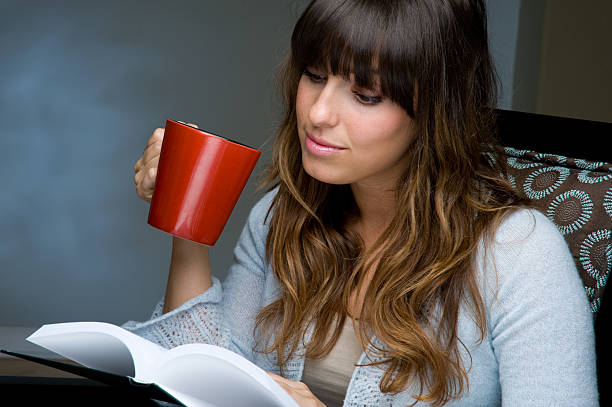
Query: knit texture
[{"left": 123, "top": 190, "right": 598, "bottom": 406}]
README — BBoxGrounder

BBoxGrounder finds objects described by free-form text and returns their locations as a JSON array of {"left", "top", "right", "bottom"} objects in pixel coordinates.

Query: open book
[{"left": 1, "top": 322, "right": 299, "bottom": 407}]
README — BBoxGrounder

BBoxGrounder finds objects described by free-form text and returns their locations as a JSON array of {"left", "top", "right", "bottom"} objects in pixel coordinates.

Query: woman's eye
[
  {"left": 353, "top": 91, "right": 382, "bottom": 105},
  {"left": 303, "top": 69, "right": 326, "bottom": 83}
]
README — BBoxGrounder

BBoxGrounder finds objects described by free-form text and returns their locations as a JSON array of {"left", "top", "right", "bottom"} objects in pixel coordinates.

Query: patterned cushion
[{"left": 503, "top": 147, "right": 612, "bottom": 313}]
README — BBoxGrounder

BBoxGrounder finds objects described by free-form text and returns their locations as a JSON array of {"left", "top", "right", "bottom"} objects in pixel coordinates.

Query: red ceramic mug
[{"left": 147, "top": 119, "right": 261, "bottom": 245}]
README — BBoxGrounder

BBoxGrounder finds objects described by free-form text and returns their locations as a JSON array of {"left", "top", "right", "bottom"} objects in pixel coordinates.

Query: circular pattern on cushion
[
  {"left": 579, "top": 229, "right": 611, "bottom": 289},
  {"left": 547, "top": 190, "right": 593, "bottom": 235},
  {"left": 503, "top": 146, "right": 612, "bottom": 314},
  {"left": 605, "top": 188, "right": 612, "bottom": 219},
  {"left": 535, "top": 153, "right": 567, "bottom": 164},
  {"left": 585, "top": 287, "right": 599, "bottom": 312},
  {"left": 483, "top": 151, "right": 497, "bottom": 166},
  {"left": 523, "top": 167, "right": 570, "bottom": 200},
  {"left": 507, "top": 156, "right": 543, "bottom": 169},
  {"left": 507, "top": 174, "right": 516, "bottom": 190},
  {"left": 577, "top": 169, "right": 612, "bottom": 184},
  {"left": 574, "top": 159, "right": 607, "bottom": 170},
  {"left": 504, "top": 147, "right": 530, "bottom": 156}
]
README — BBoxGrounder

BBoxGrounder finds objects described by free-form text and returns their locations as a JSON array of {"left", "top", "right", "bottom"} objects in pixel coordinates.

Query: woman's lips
[{"left": 305, "top": 133, "right": 346, "bottom": 156}]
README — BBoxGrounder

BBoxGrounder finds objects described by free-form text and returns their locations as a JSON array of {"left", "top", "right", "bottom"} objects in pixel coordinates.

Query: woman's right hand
[{"left": 134, "top": 127, "right": 164, "bottom": 203}]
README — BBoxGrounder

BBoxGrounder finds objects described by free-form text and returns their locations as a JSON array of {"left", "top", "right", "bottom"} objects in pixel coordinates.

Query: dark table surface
[{"left": 0, "top": 376, "right": 181, "bottom": 406}]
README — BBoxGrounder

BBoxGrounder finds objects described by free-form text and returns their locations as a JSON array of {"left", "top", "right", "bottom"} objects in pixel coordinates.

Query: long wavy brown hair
[{"left": 256, "top": 0, "right": 528, "bottom": 405}]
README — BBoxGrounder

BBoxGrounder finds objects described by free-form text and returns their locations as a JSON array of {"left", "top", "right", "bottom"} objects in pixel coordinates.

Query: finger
[
  {"left": 141, "top": 157, "right": 160, "bottom": 181},
  {"left": 267, "top": 373, "right": 303, "bottom": 390},
  {"left": 267, "top": 372, "right": 287, "bottom": 382},
  {"left": 134, "top": 169, "right": 143, "bottom": 185},
  {"left": 134, "top": 167, "right": 150, "bottom": 191},
  {"left": 134, "top": 157, "right": 143, "bottom": 173},
  {"left": 136, "top": 186, "right": 153, "bottom": 203},
  {"left": 141, "top": 143, "right": 162, "bottom": 168},
  {"left": 141, "top": 166, "right": 157, "bottom": 191},
  {"left": 269, "top": 377, "right": 292, "bottom": 394},
  {"left": 147, "top": 128, "right": 165, "bottom": 147},
  {"left": 136, "top": 129, "right": 164, "bottom": 173},
  {"left": 135, "top": 168, "right": 156, "bottom": 202},
  {"left": 267, "top": 374, "right": 321, "bottom": 406}
]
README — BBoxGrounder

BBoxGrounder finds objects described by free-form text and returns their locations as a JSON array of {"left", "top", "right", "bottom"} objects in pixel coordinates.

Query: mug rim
[{"left": 167, "top": 119, "right": 260, "bottom": 152}]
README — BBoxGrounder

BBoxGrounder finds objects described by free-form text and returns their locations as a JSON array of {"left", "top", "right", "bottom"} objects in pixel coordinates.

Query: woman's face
[{"left": 296, "top": 67, "right": 415, "bottom": 188}]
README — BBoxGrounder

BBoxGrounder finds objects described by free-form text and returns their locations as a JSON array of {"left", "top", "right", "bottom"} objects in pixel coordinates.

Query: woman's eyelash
[
  {"left": 303, "top": 69, "right": 326, "bottom": 82},
  {"left": 353, "top": 92, "right": 382, "bottom": 105},
  {"left": 303, "top": 69, "right": 382, "bottom": 105}
]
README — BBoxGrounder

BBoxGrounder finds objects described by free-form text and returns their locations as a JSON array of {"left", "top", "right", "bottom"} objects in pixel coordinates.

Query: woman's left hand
[{"left": 267, "top": 372, "right": 326, "bottom": 407}]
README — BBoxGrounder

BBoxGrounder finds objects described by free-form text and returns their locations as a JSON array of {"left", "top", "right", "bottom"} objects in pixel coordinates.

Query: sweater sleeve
[
  {"left": 121, "top": 190, "right": 276, "bottom": 362},
  {"left": 482, "top": 209, "right": 598, "bottom": 406}
]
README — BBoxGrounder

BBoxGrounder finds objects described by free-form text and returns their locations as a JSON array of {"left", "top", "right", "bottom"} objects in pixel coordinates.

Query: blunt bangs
[{"left": 291, "top": 0, "right": 418, "bottom": 116}]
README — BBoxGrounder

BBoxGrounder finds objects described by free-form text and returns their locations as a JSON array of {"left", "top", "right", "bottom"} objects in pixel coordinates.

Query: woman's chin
[{"left": 302, "top": 162, "right": 351, "bottom": 185}]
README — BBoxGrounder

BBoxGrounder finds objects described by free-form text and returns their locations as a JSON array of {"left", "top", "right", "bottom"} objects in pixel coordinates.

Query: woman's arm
[
  {"left": 133, "top": 125, "right": 213, "bottom": 313},
  {"left": 128, "top": 125, "right": 275, "bottom": 358},
  {"left": 487, "top": 209, "right": 598, "bottom": 406},
  {"left": 163, "top": 237, "right": 212, "bottom": 313},
  {"left": 122, "top": 189, "right": 276, "bottom": 365}
]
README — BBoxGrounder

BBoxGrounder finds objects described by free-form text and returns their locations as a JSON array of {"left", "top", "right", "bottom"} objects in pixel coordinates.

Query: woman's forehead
[{"left": 292, "top": 0, "right": 417, "bottom": 113}]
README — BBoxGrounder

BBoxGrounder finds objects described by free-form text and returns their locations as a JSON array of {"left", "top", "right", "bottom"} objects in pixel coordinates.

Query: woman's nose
[{"left": 308, "top": 82, "right": 339, "bottom": 128}]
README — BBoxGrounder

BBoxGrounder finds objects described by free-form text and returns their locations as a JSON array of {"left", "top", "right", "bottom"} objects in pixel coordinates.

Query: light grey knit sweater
[{"left": 123, "top": 190, "right": 598, "bottom": 406}]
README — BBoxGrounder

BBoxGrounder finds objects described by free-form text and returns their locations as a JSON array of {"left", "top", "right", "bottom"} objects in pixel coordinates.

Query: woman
[{"left": 129, "top": 0, "right": 598, "bottom": 405}]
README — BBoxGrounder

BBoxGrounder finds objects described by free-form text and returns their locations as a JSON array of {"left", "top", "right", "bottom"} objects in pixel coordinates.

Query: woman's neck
[
  {"left": 345, "top": 182, "right": 397, "bottom": 320},
  {"left": 350, "top": 181, "right": 397, "bottom": 247}
]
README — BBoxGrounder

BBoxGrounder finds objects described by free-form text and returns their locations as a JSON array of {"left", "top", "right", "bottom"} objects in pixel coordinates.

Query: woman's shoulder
[
  {"left": 247, "top": 186, "right": 279, "bottom": 226},
  {"left": 487, "top": 207, "right": 574, "bottom": 269},
  {"left": 238, "top": 187, "right": 279, "bottom": 246},
  {"left": 492, "top": 207, "right": 564, "bottom": 247},
  {"left": 480, "top": 206, "right": 586, "bottom": 312},
  {"left": 231, "top": 187, "right": 279, "bottom": 265}
]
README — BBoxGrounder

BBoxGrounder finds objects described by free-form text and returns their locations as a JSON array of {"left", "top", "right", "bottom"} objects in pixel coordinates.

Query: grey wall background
[
  {"left": 505, "top": 0, "right": 612, "bottom": 123},
  {"left": 0, "top": 0, "right": 309, "bottom": 326},
  {"left": 534, "top": 0, "right": 612, "bottom": 123},
  {"left": 485, "top": 0, "right": 522, "bottom": 111},
  {"left": 1, "top": 0, "right": 609, "bottom": 327}
]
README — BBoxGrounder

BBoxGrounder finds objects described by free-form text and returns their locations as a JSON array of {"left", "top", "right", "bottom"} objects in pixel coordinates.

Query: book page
[
  {"left": 150, "top": 343, "right": 300, "bottom": 407},
  {"left": 27, "top": 322, "right": 164, "bottom": 380}
]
